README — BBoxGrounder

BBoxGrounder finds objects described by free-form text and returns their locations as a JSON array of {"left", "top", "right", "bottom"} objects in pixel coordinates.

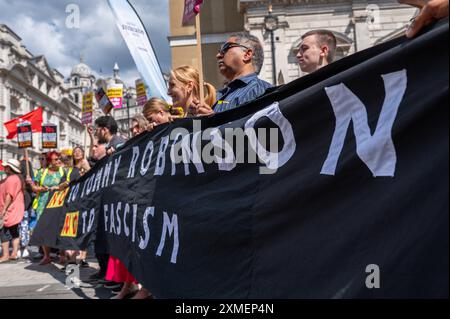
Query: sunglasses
[{"left": 218, "top": 42, "right": 250, "bottom": 55}]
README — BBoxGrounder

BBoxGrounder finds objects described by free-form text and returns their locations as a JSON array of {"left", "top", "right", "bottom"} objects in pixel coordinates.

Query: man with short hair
[
  {"left": 213, "top": 32, "right": 273, "bottom": 113},
  {"left": 94, "top": 116, "right": 126, "bottom": 155},
  {"left": 297, "top": 29, "right": 337, "bottom": 74}
]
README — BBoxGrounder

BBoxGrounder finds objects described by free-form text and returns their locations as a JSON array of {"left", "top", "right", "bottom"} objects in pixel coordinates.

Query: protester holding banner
[
  {"left": 105, "top": 120, "right": 153, "bottom": 300},
  {"left": 296, "top": 30, "right": 337, "bottom": 74},
  {"left": 83, "top": 137, "right": 109, "bottom": 285},
  {"left": 168, "top": 65, "right": 216, "bottom": 117},
  {"left": 73, "top": 147, "right": 90, "bottom": 177},
  {"left": 213, "top": 32, "right": 273, "bottom": 113},
  {"left": 0, "top": 160, "right": 25, "bottom": 263},
  {"left": 130, "top": 115, "right": 149, "bottom": 137},
  {"left": 28, "top": 151, "right": 65, "bottom": 265},
  {"left": 142, "top": 98, "right": 174, "bottom": 130},
  {"left": 27, "top": 153, "right": 47, "bottom": 232},
  {"left": 94, "top": 116, "right": 126, "bottom": 156}
]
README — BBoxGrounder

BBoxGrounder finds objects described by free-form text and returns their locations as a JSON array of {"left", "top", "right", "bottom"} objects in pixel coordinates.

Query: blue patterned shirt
[{"left": 213, "top": 73, "right": 273, "bottom": 113}]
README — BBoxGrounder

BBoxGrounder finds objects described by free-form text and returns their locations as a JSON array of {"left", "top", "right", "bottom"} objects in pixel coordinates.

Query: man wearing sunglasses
[{"left": 213, "top": 32, "right": 273, "bottom": 113}]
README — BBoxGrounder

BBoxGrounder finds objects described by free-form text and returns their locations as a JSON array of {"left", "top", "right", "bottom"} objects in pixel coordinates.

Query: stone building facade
[
  {"left": 1, "top": 24, "right": 141, "bottom": 165},
  {"left": 0, "top": 24, "right": 85, "bottom": 166}
]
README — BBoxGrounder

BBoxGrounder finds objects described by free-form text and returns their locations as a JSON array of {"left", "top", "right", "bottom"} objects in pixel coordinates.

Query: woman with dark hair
[
  {"left": 0, "top": 159, "right": 25, "bottom": 263},
  {"left": 28, "top": 151, "right": 65, "bottom": 265}
]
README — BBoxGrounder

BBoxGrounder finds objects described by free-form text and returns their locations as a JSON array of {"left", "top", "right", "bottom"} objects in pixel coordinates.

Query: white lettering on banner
[
  {"left": 103, "top": 205, "right": 109, "bottom": 232},
  {"left": 93, "top": 168, "right": 103, "bottom": 193},
  {"left": 102, "top": 203, "right": 179, "bottom": 264},
  {"left": 102, "top": 162, "right": 113, "bottom": 188},
  {"left": 140, "top": 140, "right": 154, "bottom": 176},
  {"left": 87, "top": 208, "right": 95, "bottom": 233},
  {"left": 82, "top": 211, "right": 88, "bottom": 234},
  {"left": 245, "top": 102, "right": 297, "bottom": 174},
  {"left": 109, "top": 203, "right": 116, "bottom": 234},
  {"left": 115, "top": 202, "right": 122, "bottom": 235},
  {"left": 111, "top": 156, "right": 122, "bottom": 185},
  {"left": 210, "top": 128, "right": 236, "bottom": 171},
  {"left": 155, "top": 136, "right": 170, "bottom": 176},
  {"left": 123, "top": 203, "right": 131, "bottom": 237},
  {"left": 156, "top": 212, "right": 179, "bottom": 264},
  {"left": 170, "top": 133, "right": 184, "bottom": 176},
  {"left": 81, "top": 209, "right": 95, "bottom": 234},
  {"left": 128, "top": 147, "right": 140, "bottom": 178},
  {"left": 88, "top": 174, "right": 97, "bottom": 195},
  {"left": 68, "top": 184, "right": 79, "bottom": 203},
  {"left": 132, "top": 204, "right": 137, "bottom": 243},
  {"left": 321, "top": 69, "right": 407, "bottom": 177},
  {"left": 139, "top": 207, "right": 155, "bottom": 250}
]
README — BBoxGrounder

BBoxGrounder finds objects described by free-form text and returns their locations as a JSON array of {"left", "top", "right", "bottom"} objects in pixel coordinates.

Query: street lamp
[{"left": 264, "top": 4, "right": 279, "bottom": 85}]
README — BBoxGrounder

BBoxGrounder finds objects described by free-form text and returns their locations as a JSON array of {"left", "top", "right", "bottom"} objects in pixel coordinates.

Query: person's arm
[
  {"left": 399, "top": 0, "right": 449, "bottom": 37},
  {"left": 80, "top": 159, "right": 91, "bottom": 173},
  {"left": 27, "top": 172, "right": 47, "bottom": 194},
  {"left": 88, "top": 126, "right": 96, "bottom": 159},
  {"left": 0, "top": 194, "right": 12, "bottom": 218}
]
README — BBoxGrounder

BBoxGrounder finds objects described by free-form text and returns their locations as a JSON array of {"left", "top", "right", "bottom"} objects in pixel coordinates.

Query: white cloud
[{"left": 0, "top": 0, "right": 171, "bottom": 88}]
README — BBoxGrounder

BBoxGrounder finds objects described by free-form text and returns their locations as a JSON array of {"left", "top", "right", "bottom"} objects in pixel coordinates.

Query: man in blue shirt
[{"left": 213, "top": 32, "right": 273, "bottom": 113}]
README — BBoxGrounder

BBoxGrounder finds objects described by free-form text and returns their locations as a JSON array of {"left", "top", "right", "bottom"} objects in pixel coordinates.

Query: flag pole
[
  {"left": 83, "top": 125, "right": 88, "bottom": 156},
  {"left": 195, "top": 13, "right": 205, "bottom": 105},
  {"left": 24, "top": 148, "right": 30, "bottom": 178}
]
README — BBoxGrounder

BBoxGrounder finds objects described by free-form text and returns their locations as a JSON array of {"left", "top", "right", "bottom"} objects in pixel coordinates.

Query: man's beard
[{"left": 98, "top": 136, "right": 108, "bottom": 144}]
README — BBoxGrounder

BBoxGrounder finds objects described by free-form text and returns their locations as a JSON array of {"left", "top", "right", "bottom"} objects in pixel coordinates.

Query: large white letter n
[{"left": 321, "top": 70, "right": 407, "bottom": 177}]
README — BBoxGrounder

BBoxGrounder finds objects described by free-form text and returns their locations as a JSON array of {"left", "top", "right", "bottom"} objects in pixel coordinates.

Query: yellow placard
[
  {"left": 46, "top": 188, "right": 70, "bottom": 209},
  {"left": 82, "top": 92, "right": 94, "bottom": 113},
  {"left": 60, "top": 212, "right": 79, "bottom": 238}
]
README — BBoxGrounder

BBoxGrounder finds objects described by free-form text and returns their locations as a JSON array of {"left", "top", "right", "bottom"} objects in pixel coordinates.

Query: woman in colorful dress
[{"left": 28, "top": 151, "right": 65, "bottom": 265}]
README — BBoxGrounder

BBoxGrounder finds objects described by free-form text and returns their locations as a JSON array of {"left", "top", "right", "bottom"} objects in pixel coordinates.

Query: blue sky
[{"left": 0, "top": 0, "right": 171, "bottom": 87}]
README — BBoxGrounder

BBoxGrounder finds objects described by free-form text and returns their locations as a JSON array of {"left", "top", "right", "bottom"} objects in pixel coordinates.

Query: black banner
[{"left": 31, "top": 20, "right": 449, "bottom": 298}]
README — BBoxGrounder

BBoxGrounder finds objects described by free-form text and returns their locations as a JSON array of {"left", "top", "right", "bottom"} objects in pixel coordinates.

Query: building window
[
  {"left": 74, "top": 77, "right": 79, "bottom": 86},
  {"left": 74, "top": 93, "right": 79, "bottom": 104},
  {"left": 10, "top": 97, "right": 21, "bottom": 119}
]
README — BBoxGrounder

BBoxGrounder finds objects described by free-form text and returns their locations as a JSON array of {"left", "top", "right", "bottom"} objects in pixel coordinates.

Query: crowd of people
[{"left": 0, "top": 0, "right": 447, "bottom": 299}]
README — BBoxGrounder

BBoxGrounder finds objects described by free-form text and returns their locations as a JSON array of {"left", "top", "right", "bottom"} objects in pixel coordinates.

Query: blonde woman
[
  {"left": 168, "top": 65, "right": 216, "bottom": 117},
  {"left": 142, "top": 97, "right": 175, "bottom": 132}
]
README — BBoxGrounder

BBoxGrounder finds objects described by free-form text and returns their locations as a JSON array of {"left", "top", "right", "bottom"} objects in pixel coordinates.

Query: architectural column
[{"left": 352, "top": 0, "right": 372, "bottom": 51}]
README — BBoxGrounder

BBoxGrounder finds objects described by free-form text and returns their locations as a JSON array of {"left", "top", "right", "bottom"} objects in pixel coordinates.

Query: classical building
[
  {"left": 169, "top": 0, "right": 417, "bottom": 87},
  {"left": 169, "top": 0, "right": 245, "bottom": 88},
  {"left": 0, "top": 22, "right": 144, "bottom": 165},
  {"left": 0, "top": 24, "right": 85, "bottom": 166},
  {"left": 97, "top": 62, "right": 140, "bottom": 140}
]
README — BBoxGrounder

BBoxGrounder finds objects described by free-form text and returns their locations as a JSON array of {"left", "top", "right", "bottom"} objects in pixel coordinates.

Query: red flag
[
  {"left": 182, "top": 0, "right": 203, "bottom": 25},
  {"left": 4, "top": 107, "right": 43, "bottom": 139}
]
